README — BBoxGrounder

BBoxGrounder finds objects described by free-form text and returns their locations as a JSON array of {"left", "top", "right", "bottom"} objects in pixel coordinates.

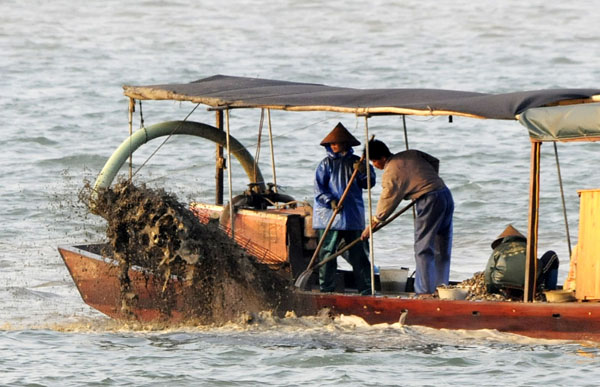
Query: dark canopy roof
[{"left": 123, "top": 75, "right": 600, "bottom": 120}]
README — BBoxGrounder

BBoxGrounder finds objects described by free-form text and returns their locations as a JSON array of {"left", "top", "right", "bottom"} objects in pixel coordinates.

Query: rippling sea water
[{"left": 2, "top": 0, "right": 600, "bottom": 384}]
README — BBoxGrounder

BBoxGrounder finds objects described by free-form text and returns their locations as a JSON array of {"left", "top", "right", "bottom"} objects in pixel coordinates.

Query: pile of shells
[
  {"left": 439, "top": 272, "right": 507, "bottom": 301},
  {"left": 445, "top": 271, "right": 545, "bottom": 302},
  {"left": 456, "top": 272, "right": 510, "bottom": 301}
]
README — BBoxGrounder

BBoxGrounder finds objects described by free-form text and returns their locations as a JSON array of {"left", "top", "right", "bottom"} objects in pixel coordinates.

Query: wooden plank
[{"left": 576, "top": 189, "right": 600, "bottom": 300}]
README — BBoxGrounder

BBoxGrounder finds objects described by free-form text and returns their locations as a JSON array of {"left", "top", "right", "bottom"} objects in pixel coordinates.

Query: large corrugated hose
[{"left": 93, "top": 120, "right": 266, "bottom": 194}]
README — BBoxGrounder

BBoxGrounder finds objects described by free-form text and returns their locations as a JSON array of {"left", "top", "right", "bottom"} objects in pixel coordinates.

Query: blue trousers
[
  {"left": 413, "top": 187, "right": 454, "bottom": 294},
  {"left": 538, "top": 250, "right": 559, "bottom": 290}
]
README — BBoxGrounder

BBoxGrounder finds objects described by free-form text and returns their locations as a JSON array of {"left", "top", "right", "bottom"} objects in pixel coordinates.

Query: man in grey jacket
[{"left": 361, "top": 139, "right": 454, "bottom": 295}]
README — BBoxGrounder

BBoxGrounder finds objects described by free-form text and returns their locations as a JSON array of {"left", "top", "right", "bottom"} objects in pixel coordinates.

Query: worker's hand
[
  {"left": 361, "top": 217, "right": 380, "bottom": 240},
  {"left": 353, "top": 160, "right": 367, "bottom": 174},
  {"left": 361, "top": 227, "right": 370, "bottom": 240},
  {"left": 330, "top": 199, "right": 340, "bottom": 211}
]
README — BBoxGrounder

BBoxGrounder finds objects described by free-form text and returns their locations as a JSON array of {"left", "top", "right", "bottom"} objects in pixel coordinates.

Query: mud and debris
[{"left": 84, "top": 181, "right": 297, "bottom": 324}]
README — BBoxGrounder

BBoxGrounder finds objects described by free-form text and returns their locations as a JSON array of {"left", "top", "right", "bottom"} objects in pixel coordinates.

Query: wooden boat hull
[
  {"left": 314, "top": 293, "right": 600, "bottom": 341},
  {"left": 59, "top": 244, "right": 600, "bottom": 341}
]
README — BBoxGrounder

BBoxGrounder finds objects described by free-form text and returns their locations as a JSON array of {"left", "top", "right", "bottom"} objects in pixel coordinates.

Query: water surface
[{"left": 2, "top": 0, "right": 600, "bottom": 384}]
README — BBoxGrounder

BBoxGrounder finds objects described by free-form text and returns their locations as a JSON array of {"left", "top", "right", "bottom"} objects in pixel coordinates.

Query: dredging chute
[{"left": 93, "top": 120, "right": 266, "bottom": 194}]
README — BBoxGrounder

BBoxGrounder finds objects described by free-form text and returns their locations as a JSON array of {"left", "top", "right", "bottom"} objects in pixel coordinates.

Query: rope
[
  {"left": 267, "top": 109, "right": 278, "bottom": 193},
  {"left": 126, "top": 113, "right": 345, "bottom": 185},
  {"left": 242, "top": 115, "right": 345, "bottom": 150},
  {"left": 254, "top": 109, "right": 265, "bottom": 184},
  {"left": 131, "top": 103, "right": 201, "bottom": 178},
  {"left": 553, "top": 142, "right": 572, "bottom": 258}
]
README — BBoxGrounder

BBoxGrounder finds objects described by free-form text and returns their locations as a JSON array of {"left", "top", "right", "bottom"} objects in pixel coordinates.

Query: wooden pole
[
  {"left": 524, "top": 141, "right": 541, "bottom": 302},
  {"left": 402, "top": 114, "right": 416, "bottom": 221},
  {"left": 365, "top": 116, "right": 375, "bottom": 295},
  {"left": 225, "top": 109, "right": 234, "bottom": 239},
  {"left": 215, "top": 110, "right": 224, "bottom": 205},
  {"left": 128, "top": 98, "right": 135, "bottom": 181}
]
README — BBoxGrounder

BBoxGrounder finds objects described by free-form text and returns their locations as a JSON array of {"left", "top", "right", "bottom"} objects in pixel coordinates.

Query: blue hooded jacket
[{"left": 312, "top": 146, "right": 376, "bottom": 230}]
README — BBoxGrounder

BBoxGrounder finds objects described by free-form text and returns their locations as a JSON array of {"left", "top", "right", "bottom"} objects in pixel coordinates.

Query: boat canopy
[
  {"left": 518, "top": 103, "right": 600, "bottom": 142},
  {"left": 124, "top": 75, "right": 600, "bottom": 121},
  {"left": 121, "top": 75, "right": 600, "bottom": 302}
]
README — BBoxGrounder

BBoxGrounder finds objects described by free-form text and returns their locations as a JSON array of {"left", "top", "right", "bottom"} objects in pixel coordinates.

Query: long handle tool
[{"left": 295, "top": 200, "right": 416, "bottom": 289}]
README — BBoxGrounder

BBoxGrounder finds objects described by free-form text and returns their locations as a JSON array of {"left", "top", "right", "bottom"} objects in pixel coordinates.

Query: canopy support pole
[
  {"left": 525, "top": 141, "right": 541, "bottom": 302},
  {"left": 128, "top": 98, "right": 135, "bottom": 181},
  {"left": 402, "top": 115, "right": 416, "bottom": 222},
  {"left": 225, "top": 109, "right": 235, "bottom": 239},
  {"left": 554, "top": 142, "right": 572, "bottom": 258},
  {"left": 215, "top": 110, "right": 224, "bottom": 205},
  {"left": 364, "top": 116, "right": 375, "bottom": 295},
  {"left": 267, "top": 109, "right": 278, "bottom": 193},
  {"left": 139, "top": 100, "right": 144, "bottom": 128},
  {"left": 402, "top": 115, "right": 409, "bottom": 150},
  {"left": 254, "top": 109, "right": 265, "bottom": 186}
]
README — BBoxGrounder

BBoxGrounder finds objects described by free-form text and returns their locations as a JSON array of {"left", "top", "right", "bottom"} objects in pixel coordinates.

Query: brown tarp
[{"left": 123, "top": 75, "right": 600, "bottom": 120}]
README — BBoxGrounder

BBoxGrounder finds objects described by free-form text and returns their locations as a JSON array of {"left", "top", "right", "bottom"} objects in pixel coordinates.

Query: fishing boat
[{"left": 59, "top": 75, "right": 600, "bottom": 341}]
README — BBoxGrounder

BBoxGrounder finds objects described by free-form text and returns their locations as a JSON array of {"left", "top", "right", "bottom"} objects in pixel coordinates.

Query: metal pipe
[
  {"left": 553, "top": 142, "right": 572, "bottom": 258},
  {"left": 93, "top": 121, "right": 265, "bottom": 194}
]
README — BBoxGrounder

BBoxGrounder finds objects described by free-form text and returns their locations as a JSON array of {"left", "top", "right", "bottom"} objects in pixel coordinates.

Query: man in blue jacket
[{"left": 313, "top": 122, "right": 375, "bottom": 295}]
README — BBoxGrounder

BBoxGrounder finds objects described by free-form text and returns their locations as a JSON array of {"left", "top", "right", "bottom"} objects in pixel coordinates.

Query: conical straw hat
[
  {"left": 320, "top": 122, "right": 361, "bottom": 146},
  {"left": 491, "top": 224, "right": 526, "bottom": 249}
]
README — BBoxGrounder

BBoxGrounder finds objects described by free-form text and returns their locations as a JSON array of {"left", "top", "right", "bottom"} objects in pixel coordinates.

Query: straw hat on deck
[{"left": 491, "top": 224, "right": 527, "bottom": 249}]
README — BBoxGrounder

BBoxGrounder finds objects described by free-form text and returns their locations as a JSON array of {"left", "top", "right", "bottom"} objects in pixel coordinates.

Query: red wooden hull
[{"left": 59, "top": 244, "right": 600, "bottom": 341}]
